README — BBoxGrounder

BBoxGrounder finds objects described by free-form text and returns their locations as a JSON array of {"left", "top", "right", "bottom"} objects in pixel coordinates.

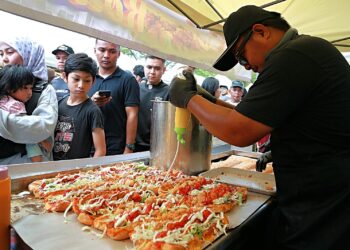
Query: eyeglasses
[{"left": 234, "top": 30, "right": 253, "bottom": 66}]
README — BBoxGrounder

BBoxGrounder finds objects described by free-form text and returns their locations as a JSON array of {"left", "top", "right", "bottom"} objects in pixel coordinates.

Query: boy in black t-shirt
[{"left": 53, "top": 53, "right": 106, "bottom": 160}]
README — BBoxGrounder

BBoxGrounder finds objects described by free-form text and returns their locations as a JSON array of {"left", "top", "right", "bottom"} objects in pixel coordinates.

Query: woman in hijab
[{"left": 0, "top": 37, "right": 58, "bottom": 164}]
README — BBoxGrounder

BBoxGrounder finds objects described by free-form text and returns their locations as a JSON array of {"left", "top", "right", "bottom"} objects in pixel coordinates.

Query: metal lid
[{"left": 0, "top": 166, "right": 8, "bottom": 180}]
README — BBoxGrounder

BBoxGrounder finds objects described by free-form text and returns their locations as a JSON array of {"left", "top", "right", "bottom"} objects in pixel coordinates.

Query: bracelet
[{"left": 125, "top": 143, "right": 135, "bottom": 151}]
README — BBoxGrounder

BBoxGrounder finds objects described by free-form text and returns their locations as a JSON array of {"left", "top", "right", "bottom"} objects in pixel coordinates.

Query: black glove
[
  {"left": 169, "top": 70, "right": 197, "bottom": 108},
  {"left": 256, "top": 151, "right": 272, "bottom": 172},
  {"left": 197, "top": 85, "right": 217, "bottom": 103}
]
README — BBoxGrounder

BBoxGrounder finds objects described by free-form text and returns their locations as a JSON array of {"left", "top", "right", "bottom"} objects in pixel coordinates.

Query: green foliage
[
  {"left": 120, "top": 47, "right": 176, "bottom": 69},
  {"left": 193, "top": 68, "right": 216, "bottom": 78},
  {"left": 251, "top": 72, "right": 258, "bottom": 83},
  {"left": 120, "top": 47, "right": 146, "bottom": 60}
]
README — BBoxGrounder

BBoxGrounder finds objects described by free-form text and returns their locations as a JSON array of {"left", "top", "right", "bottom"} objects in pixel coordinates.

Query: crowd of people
[
  {"left": 0, "top": 36, "right": 245, "bottom": 165},
  {"left": 0, "top": 4, "right": 349, "bottom": 249}
]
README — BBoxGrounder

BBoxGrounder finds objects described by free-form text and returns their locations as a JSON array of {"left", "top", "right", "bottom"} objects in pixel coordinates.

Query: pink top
[{"left": 0, "top": 96, "right": 26, "bottom": 114}]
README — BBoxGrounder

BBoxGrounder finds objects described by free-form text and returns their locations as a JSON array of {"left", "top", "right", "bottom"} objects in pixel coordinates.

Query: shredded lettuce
[
  {"left": 135, "top": 163, "right": 148, "bottom": 171},
  {"left": 237, "top": 192, "right": 243, "bottom": 205},
  {"left": 190, "top": 224, "right": 203, "bottom": 238}
]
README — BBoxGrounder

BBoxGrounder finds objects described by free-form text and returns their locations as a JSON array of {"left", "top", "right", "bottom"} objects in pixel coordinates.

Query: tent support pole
[
  {"left": 331, "top": 37, "right": 350, "bottom": 43},
  {"left": 200, "top": 0, "right": 287, "bottom": 30},
  {"left": 205, "top": 0, "right": 224, "bottom": 19},
  {"left": 166, "top": 0, "right": 201, "bottom": 28}
]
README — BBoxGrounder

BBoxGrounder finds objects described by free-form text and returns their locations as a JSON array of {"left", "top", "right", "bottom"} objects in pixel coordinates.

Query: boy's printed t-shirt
[{"left": 53, "top": 97, "right": 104, "bottom": 160}]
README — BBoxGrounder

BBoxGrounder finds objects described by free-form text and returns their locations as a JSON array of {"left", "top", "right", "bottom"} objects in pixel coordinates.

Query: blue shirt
[{"left": 51, "top": 77, "right": 69, "bottom": 101}]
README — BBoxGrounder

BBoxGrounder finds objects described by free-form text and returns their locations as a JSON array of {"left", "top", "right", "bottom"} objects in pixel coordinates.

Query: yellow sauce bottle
[
  {"left": 174, "top": 107, "right": 191, "bottom": 144},
  {"left": 0, "top": 166, "right": 11, "bottom": 250}
]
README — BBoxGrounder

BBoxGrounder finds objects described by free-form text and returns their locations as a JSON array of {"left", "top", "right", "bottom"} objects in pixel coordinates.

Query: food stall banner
[{"left": 1, "top": 0, "right": 236, "bottom": 77}]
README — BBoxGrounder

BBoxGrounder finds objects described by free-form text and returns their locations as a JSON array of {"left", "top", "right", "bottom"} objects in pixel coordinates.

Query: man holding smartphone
[
  {"left": 89, "top": 39, "right": 140, "bottom": 155},
  {"left": 98, "top": 90, "right": 111, "bottom": 98}
]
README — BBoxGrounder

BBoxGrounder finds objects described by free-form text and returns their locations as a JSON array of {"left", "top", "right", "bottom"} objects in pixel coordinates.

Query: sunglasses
[{"left": 234, "top": 30, "right": 253, "bottom": 66}]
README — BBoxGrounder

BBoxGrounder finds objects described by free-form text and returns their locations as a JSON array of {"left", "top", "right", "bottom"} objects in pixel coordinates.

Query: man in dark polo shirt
[
  {"left": 51, "top": 44, "right": 74, "bottom": 101},
  {"left": 135, "top": 55, "right": 169, "bottom": 152},
  {"left": 169, "top": 5, "right": 350, "bottom": 250},
  {"left": 89, "top": 39, "right": 139, "bottom": 155}
]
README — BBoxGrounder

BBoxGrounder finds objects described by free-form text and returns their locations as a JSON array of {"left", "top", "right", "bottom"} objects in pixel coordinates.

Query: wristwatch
[{"left": 125, "top": 143, "right": 135, "bottom": 151}]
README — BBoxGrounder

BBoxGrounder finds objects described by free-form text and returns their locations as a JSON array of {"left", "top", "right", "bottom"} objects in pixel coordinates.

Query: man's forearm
[
  {"left": 215, "top": 98, "right": 236, "bottom": 109},
  {"left": 125, "top": 112, "right": 138, "bottom": 145},
  {"left": 125, "top": 106, "right": 138, "bottom": 146}
]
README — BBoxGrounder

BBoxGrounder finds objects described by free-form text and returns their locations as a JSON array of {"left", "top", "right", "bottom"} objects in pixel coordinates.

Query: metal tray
[
  {"left": 12, "top": 191, "right": 270, "bottom": 250},
  {"left": 200, "top": 167, "right": 276, "bottom": 195}
]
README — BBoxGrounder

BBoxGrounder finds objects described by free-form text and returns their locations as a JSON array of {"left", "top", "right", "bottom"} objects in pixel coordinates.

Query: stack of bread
[{"left": 211, "top": 155, "right": 273, "bottom": 174}]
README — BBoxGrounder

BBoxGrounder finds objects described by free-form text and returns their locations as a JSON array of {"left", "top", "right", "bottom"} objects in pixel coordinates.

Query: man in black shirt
[
  {"left": 89, "top": 39, "right": 139, "bottom": 155},
  {"left": 135, "top": 55, "right": 169, "bottom": 152},
  {"left": 169, "top": 5, "right": 350, "bottom": 250}
]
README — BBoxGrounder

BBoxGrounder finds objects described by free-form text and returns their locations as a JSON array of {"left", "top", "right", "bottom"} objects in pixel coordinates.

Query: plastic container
[{"left": 0, "top": 166, "right": 11, "bottom": 250}]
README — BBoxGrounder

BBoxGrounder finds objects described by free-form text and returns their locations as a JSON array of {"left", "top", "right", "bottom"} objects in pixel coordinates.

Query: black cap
[
  {"left": 52, "top": 44, "right": 75, "bottom": 55},
  {"left": 231, "top": 80, "right": 244, "bottom": 89},
  {"left": 213, "top": 5, "right": 280, "bottom": 71}
]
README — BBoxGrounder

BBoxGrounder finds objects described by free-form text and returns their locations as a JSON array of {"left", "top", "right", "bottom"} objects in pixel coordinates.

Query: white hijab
[{"left": 1, "top": 37, "right": 48, "bottom": 81}]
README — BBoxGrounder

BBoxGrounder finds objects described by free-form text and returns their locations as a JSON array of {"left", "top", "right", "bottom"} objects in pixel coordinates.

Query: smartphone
[{"left": 98, "top": 90, "right": 111, "bottom": 98}]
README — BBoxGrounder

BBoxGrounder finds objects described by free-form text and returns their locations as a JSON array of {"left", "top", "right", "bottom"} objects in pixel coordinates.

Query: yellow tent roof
[{"left": 154, "top": 0, "right": 350, "bottom": 52}]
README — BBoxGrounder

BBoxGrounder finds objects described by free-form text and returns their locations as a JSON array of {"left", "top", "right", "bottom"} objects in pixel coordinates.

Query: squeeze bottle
[{"left": 174, "top": 107, "right": 190, "bottom": 144}]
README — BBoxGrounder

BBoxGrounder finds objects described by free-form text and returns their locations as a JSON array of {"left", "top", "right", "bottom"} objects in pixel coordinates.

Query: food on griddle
[{"left": 28, "top": 162, "right": 247, "bottom": 249}]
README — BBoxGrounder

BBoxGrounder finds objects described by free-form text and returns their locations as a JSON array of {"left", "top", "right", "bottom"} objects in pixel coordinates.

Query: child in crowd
[
  {"left": 0, "top": 65, "right": 52, "bottom": 162},
  {"left": 53, "top": 53, "right": 106, "bottom": 160}
]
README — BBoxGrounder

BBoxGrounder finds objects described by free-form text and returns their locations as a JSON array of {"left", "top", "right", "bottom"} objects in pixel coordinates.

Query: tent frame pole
[{"left": 202, "top": 0, "right": 287, "bottom": 30}]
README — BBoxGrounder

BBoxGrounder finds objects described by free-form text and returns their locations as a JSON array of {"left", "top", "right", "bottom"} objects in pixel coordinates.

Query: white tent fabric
[{"left": 1, "top": 0, "right": 349, "bottom": 79}]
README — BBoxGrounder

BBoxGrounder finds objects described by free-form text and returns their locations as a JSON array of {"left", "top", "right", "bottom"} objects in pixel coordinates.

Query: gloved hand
[
  {"left": 169, "top": 70, "right": 197, "bottom": 108},
  {"left": 256, "top": 151, "right": 272, "bottom": 172},
  {"left": 197, "top": 85, "right": 217, "bottom": 103}
]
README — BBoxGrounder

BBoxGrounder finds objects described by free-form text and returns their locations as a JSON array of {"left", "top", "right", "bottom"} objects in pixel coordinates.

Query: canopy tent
[
  {"left": 1, "top": 0, "right": 350, "bottom": 80},
  {"left": 154, "top": 0, "right": 350, "bottom": 52}
]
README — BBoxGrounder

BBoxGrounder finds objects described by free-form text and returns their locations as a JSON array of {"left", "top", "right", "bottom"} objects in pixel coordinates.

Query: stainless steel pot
[{"left": 150, "top": 100, "right": 212, "bottom": 175}]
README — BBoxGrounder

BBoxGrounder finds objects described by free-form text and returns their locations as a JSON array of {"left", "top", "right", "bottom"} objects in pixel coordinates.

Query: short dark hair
[
  {"left": 201, "top": 77, "right": 220, "bottom": 96},
  {"left": 145, "top": 55, "right": 166, "bottom": 64},
  {"left": 95, "top": 39, "right": 120, "bottom": 50},
  {"left": 0, "top": 65, "right": 34, "bottom": 99},
  {"left": 133, "top": 65, "right": 145, "bottom": 78},
  {"left": 64, "top": 53, "right": 98, "bottom": 78}
]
